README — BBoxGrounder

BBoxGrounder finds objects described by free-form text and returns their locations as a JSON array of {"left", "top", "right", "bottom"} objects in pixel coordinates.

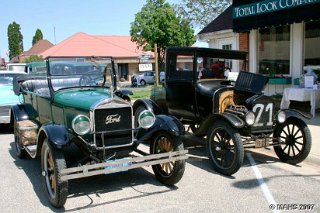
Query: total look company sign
[{"left": 233, "top": 0, "right": 320, "bottom": 19}]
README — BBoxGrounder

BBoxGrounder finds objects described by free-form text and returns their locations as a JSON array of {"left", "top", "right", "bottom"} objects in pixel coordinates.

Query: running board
[{"left": 60, "top": 150, "right": 188, "bottom": 181}]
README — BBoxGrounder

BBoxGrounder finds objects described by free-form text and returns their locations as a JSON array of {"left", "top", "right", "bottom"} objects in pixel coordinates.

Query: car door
[
  {"left": 165, "top": 50, "right": 196, "bottom": 121},
  {"left": 145, "top": 71, "right": 154, "bottom": 84}
]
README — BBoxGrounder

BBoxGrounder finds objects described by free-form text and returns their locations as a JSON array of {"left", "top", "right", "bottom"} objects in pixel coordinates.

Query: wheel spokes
[
  {"left": 211, "top": 128, "right": 235, "bottom": 168},
  {"left": 47, "top": 153, "right": 56, "bottom": 192},
  {"left": 157, "top": 136, "right": 174, "bottom": 175}
]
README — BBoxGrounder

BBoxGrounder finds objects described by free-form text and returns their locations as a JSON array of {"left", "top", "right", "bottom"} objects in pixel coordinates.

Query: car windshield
[
  {"left": 47, "top": 57, "right": 113, "bottom": 91},
  {"left": 0, "top": 73, "right": 23, "bottom": 85},
  {"left": 196, "top": 57, "right": 245, "bottom": 81}
]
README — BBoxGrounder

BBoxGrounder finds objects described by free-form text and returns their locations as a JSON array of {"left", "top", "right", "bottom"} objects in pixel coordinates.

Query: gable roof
[
  {"left": 40, "top": 32, "right": 150, "bottom": 58},
  {"left": 9, "top": 40, "right": 54, "bottom": 63},
  {"left": 25, "top": 39, "right": 54, "bottom": 55},
  {"left": 198, "top": 6, "right": 233, "bottom": 35}
]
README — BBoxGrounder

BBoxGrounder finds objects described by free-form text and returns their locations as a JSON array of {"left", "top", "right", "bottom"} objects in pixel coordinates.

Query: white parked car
[{"left": 131, "top": 71, "right": 165, "bottom": 86}]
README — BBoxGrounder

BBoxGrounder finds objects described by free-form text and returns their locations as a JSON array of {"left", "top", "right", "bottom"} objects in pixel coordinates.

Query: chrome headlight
[
  {"left": 245, "top": 111, "right": 256, "bottom": 126},
  {"left": 138, "top": 110, "right": 156, "bottom": 129},
  {"left": 72, "top": 115, "right": 91, "bottom": 135},
  {"left": 277, "top": 110, "right": 286, "bottom": 123}
]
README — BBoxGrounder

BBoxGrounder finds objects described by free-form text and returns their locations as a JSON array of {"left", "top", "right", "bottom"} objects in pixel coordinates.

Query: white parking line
[{"left": 247, "top": 153, "right": 280, "bottom": 213}]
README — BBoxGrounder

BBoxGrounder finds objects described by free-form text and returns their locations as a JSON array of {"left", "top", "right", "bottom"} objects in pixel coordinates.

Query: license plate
[
  {"left": 105, "top": 158, "right": 132, "bottom": 174},
  {"left": 255, "top": 138, "right": 269, "bottom": 148}
]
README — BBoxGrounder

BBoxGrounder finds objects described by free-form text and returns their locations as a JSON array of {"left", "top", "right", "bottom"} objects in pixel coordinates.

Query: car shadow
[
  {"left": 9, "top": 142, "right": 177, "bottom": 211},
  {"left": 183, "top": 140, "right": 237, "bottom": 179},
  {"left": 232, "top": 173, "right": 320, "bottom": 190},
  {"left": 183, "top": 137, "right": 291, "bottom": 179},
  {"left": 0, "top": 124, "right": 13, "bottom": 134}
]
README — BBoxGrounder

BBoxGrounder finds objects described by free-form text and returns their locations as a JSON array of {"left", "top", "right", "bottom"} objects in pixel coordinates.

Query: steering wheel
[{"left": 79, "top": 75, "right": 95, "bottom": 86}]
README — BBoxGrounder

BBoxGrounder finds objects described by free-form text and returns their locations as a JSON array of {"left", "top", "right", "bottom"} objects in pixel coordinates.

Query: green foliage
[
  {"left": 7, "top": 22, "right": 24, "bottom": 60},
  {"left": 173, "top": 0, "right": 231, "bottom": 29},
  {"left": 129, "top": 88, "right": 152, "bottom": 100},
  {"left": 130, "top": 0, "right": 196, "bottom": 64},
  {"left": 22, "top": 55, "right": 44, "bottom": 63},
  {"left": 32, "top": 29, "right": 43, "bottom": 46}
]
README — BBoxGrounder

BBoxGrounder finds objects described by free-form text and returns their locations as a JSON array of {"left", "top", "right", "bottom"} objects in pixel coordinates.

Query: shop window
[
  {"left": 258, "top": 25, "right": 290, "bottom": 77},
  {"left": 304, "top": 20, "right": 320, "bottom": 77}
]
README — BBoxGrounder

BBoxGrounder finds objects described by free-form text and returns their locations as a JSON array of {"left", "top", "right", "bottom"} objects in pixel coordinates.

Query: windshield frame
[{"left": 45, "top": 56, "right": 117, "bottom": 95}]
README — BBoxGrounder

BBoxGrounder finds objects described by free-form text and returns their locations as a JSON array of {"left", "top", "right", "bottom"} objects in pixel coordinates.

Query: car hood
[
  {"left": 54, "top": 88, "right": 112, "bottom": 110},
  {"left": 0, "top": 85, "right": 20, "bottom": 105}
]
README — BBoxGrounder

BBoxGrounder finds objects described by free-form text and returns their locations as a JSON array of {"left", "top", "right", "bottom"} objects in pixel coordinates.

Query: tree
[
  {"left": 7, "top": 22, "right": 24, "bottom": 60},
  {"left": 22, "top": 55, "right": 43, "bottom": 63},
  {"left": 173, "top": 0, "right": 231, "bottom": 29},
  {"left": 130, "top": 0, "right": 196, "bottom": 65},
  {"left": 32, "top": 29, "right": 43, "bottom": 46}
]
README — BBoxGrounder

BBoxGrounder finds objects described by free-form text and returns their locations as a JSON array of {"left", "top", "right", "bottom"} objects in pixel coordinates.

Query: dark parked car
[
  {"left": 133, "top": 47, "right": 312, "bottom": 175},
  {"left": 11, "top": 57, "right": 187, "bottom": 207}
]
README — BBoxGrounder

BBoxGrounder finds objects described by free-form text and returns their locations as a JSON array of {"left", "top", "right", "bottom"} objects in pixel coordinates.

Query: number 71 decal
[{"left": 252, "top": 103, "right": 273, "bottom": 127}]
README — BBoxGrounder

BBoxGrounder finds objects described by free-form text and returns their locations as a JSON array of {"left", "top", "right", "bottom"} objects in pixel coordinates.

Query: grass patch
[{"left": 129, "top": 89, "right": 151, "bottom": 100}]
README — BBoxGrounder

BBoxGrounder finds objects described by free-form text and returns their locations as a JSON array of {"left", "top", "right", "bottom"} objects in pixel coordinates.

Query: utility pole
[
  {"left": 54, "top": 26, "right": 56, "bottom": 44},
  {"left": 154, "top": 43, "right": 159, "bottom": 86}
]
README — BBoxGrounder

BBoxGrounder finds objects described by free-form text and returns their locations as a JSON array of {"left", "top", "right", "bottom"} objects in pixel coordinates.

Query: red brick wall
[{"left": 239, "top": 32, "right": 249, "bottom": 71}]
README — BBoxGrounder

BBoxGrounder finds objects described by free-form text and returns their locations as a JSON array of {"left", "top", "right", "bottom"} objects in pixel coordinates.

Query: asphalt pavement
[{"left": 304, "top": 114, "right": 320, "bottom": 165}]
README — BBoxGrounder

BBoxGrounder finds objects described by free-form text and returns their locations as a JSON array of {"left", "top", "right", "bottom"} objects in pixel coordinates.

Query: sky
[{"left": 0, "top": 0, "right": 207, "bottom": 61}]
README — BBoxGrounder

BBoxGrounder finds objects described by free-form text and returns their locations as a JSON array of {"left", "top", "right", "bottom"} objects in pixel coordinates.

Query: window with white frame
[{"left": 258, "top": 25, "right": 290, "bottom": 77}]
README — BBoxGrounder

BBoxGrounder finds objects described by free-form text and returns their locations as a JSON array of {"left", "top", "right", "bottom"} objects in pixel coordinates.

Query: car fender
[
  {"left": 136, "top": 115, "right": 184, "bottom": 142},
  {"left": 114, "top": 89, "right": 133, "bottom": 101},
  {"left": 10, "top": 104, "right": 38, "bottom": 124},
  {"left": 133, "top": 99, "right": 163, "bottom": 115},
  {"left": 282, "top": 109, "right": 311, "bottom": 120},
  {"left": 37, "top": 124, "right": 70, "bottom": 150},
  {"left": 115, "top": 89, "right": 133, "bottom": 97},
  {"left": 195, "top": 113, "right": 245, "bottom": 136}
]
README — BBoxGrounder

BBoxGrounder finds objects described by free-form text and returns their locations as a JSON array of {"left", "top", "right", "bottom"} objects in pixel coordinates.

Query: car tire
[
  {"left": 134, "top": 105, "right": 148, "bottom": 128},
  {"left": 14, "top": 121, "right": 27, "bottom": 159},
  {"left": 206, "top": 121, "right": 244, "bottom": 176},
  {"left": 273, "top": 118, "right": 311, "bottom": 164},
  {"left": 41, "top": 139, "right": 68, "bottom": 208},
  {"left": 140, "top": 79, "right": 146, "bottom": 86},
  {"left": 150, "top": 131, "right": 186, "bottom": 185}
]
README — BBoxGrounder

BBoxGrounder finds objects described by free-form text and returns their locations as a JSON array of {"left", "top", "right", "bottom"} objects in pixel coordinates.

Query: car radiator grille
[
  {"left": 94, "top": 107, "right": 132, "bottom": 147},
  {"left": 0, "top": 105, "right": 11, "bottom": 117}
]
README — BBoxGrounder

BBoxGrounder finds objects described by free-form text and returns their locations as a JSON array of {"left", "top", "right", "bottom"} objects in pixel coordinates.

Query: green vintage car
[{"left": 11, "top": 57, "right": 187, "bottom": 208}]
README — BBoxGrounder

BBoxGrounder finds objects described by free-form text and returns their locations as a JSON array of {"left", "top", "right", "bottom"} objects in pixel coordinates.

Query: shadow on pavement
[
  {"left": 183, "top": 135, "right": 299, "bottom": 179},
  {"left": 8, "top": 141, "right": 177, "bottom": 211},
  {"left": 0, "top": 124, "right": 13, "bottom": 134}
]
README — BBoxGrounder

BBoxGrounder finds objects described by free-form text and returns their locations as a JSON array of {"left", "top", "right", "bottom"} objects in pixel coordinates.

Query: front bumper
[{"left": 60, "top": 150, "right": 188, "bottom": 181}]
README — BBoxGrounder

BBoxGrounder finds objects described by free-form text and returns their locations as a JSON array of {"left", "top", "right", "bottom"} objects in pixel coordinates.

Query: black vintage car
[
  {"left": 133, "top": 47, "right": 312, "bottom": 175},
  {"left": 11, "top": 57, "right": 188, "bottom": 207}
]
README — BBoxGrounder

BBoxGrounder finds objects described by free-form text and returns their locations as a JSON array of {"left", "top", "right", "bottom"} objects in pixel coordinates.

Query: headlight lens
[
  {"left": 277, "top": 110, "right": 286, "bottom": 123},
  {"left": 138, "top": 110, "right": 156, "bottom": 129},
  {"left": 72, "top": 115, "right": 91, "bottom": 135},
  {"left": 245, "top": 111, "right": 256, "bottom": 126}
]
